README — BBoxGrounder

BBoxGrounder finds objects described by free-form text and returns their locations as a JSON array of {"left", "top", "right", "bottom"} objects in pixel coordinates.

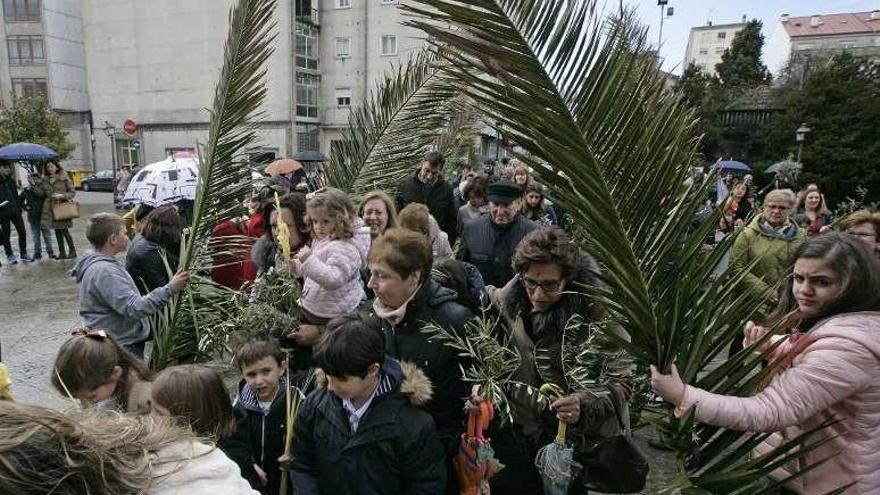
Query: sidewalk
[{"left": 0, "top": 191, "right": 117, "bottom": 409}]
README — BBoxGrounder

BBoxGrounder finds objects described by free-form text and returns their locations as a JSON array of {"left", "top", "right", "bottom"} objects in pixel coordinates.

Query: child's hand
[
  {"left": 170, "top": 271, "right": 191, "bottom": 291},
  {"left": 254, "top": 464, "right": 268, "bottom": 485},
  {"left": 277, "top": 453, "right": 291, "bottom": 471},
  {"left": 293, "top": 324, "right": 321, "bottom": 346},
  {"left": 296, "top": 245, "right": 312, "bottom": 263}
]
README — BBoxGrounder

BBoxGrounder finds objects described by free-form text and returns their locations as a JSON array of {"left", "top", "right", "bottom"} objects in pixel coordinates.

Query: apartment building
[
  {"left": 765, "top": 10, "right": 880, "bottom": 77},
  {"left": 0, "top": 0, "right": 429, "bottom": 173},
  {"left": 682, "top": 19, "right": 746, "bottom": 76}
]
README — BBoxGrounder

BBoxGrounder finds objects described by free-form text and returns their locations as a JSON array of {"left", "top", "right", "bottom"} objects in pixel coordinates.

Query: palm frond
[
  {"left": 323, "top": 50, "right": 463, "bottom": 195},
  {"left": 151, "top": 0, "right": 277, "bottom": 369},
  {"left": 403, "top": 0, "right": 827, "bottom": 489}
]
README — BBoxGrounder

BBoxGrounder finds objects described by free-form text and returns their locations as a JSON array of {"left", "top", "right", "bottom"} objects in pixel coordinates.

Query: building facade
[
  {"left": 682, "top": 20, "right": 746, "bottom": 76},
  {"left": 0, "top": 0, "right": 429, "bottom": 173},
  {"left": 765, "top": 10, "right": 880, "bottom": 78}
]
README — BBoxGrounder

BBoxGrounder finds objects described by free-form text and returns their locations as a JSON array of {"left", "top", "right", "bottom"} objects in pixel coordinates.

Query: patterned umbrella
[
  {"left": 122, "top": 156, "right": 199, "bottom": 207},
  {"left": 535, "top": 384, "right": 581, "bottom": 495},
  {"left": 454, "top": 399, "right": 503, "bottom": 495}
]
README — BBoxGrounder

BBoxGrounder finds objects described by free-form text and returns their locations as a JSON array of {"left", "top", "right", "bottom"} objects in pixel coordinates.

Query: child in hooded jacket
[{"left": 287, "top": 188, "right": 370, "bottom": 351}]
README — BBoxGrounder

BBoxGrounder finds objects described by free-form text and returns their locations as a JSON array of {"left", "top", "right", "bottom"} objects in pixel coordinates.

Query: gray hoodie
[{"left": 71, "top": 251, "right": 178, "bottom": 346}]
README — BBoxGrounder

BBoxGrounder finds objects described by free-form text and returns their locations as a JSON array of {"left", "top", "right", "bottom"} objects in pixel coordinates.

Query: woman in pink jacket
[{"left": 652, "top": 232, "right": 880, "bottom": 494}]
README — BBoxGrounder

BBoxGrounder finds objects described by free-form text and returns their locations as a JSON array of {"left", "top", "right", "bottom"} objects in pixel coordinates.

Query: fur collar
[{"left": 313, "top": 358, "right": 433, "bottom": 407}]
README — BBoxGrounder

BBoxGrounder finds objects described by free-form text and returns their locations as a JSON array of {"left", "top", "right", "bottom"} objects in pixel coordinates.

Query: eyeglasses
[
  {"left": 521, "top": 276, "right": 564, "bottom": 293},
  {"left": 71, "top": 328, "right": 107, "bottom": 340}
]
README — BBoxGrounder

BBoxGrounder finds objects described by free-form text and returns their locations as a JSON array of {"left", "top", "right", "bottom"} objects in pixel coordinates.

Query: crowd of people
[{"left": 1, "top": 151, "right": 879, "bottom": 495}]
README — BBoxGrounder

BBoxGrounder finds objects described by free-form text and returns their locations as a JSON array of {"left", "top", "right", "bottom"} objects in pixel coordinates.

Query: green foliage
[
  {"left": 323, "top": 50, "right": 465, "bottom": 195},
  {"left": 715, "top": 20, "right": 772, "bottom": 90},
  {"left": 402, "top": 0, "right": 827, "bottom": 490},
  {"left": 760, "top": 53, "right": 880, "bottom": 204},
  {"left": 151, "top": 0, "right": 278, "bottom": 369},
  {"left": 0, "top": 97, "right": 75, "bottom": 160}
]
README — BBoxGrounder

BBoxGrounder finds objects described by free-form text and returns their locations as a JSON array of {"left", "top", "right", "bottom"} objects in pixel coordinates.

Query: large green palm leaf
[
  {"left": 404, "top": 0, "right": 830, "bottom": 490},
  {"left": 323, "top": 50, "right": 463, "bottom": 195},
  {"left": 150, "top": 0, "right": 277, "bottom": 369}
]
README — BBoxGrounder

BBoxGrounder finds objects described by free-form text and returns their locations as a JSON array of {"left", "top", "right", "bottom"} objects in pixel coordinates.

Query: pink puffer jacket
[
  {"left": 295, "top": 225, "right": 370, "bottom": 319},
  {"left": 677, "top": 312, "right": 880, "bottom": 494}
]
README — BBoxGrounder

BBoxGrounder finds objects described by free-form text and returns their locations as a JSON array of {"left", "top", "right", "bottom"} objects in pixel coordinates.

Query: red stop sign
[{"left": 123, "top": 119, "right": 137, "bottom": 135}]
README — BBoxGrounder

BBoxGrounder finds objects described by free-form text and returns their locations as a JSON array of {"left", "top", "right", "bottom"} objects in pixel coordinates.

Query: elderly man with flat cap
[{"left": 458, "top": 180, "right": 538, "bottom": 287}]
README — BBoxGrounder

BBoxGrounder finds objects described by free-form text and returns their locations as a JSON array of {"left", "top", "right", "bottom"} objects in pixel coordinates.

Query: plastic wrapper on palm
[{"left": 422, "top": 311, "right": 529, "bottom": 426}]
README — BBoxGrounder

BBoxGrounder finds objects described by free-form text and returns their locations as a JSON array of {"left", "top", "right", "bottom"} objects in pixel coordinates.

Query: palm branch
[
  {"left": 403, "top": 0, "right": 832, "bottom": 490},
  {"left": 150, "top": 0, "right": 277, "bottom": 369},
  {"left": 323, "top": 50, "right": 464, "bottom": 195}
]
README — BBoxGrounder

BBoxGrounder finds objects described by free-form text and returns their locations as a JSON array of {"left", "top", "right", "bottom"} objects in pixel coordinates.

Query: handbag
[
  {"left": 52, "top": 200, "right": 80, "bottom": 221},
  {"left": 578, "top": 389, "right": 649, "bottom": 493}
]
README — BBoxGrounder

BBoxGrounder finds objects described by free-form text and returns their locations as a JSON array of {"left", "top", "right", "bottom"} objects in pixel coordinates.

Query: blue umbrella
[
  {"left": 716, "top": 160, "right": 751, "bottom": 172},
  {"left": 0, "top": 142, "right": 59, "bottom": 161}
]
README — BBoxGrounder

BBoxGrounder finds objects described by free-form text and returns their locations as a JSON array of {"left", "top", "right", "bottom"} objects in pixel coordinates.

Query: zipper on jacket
[{"left": 260, "top": 409, "right": 266, "bottom": 467}]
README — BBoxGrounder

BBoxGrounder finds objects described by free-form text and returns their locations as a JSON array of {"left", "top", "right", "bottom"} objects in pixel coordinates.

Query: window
[
  {"left": 797, "top": 42, "right": 815, "bottom": 50},
  {"left": 296, "top": 73, "right": 319, "bottom": 118},
  {"left": 3, "top": 0, "right": 40, "bottom": 21},
  {"left": 165, "top": 147, "right": 196, "bottom": 158},
  {"left": 297, "top": 129, "right": 319, "bottom": 152},
  {"left": 11, "top": 77, "right": 46, "bottom": 97},
  {"left": 6, "top": 35, "right": 43, "bottom": 65},
  {"left": 116, "top": 138, "right": 140, "bottom": 168},
  {"left": 335, "top": 37, "right": 351, "bottom": 58},
  {"left": 295, "top": 24, "right": 318, "bottom": 70},
  {"left": 335, "top": 0, "right": 350, "bottom": 8},
  {"left": 335, "top": 87, "right": 352, "bottom": 107},
  {"left": 698, "top": 47, "right": 708, "bottom": 55},
  {"left": 840, "top": 39, "right": 857, "bottom": 49},
  {"left": 380, "top": 0, "right": 396, "bottom": 4},
  {"left": 715, "top": 46, "right": 725, "bottom": 54},
  {"left": 717, "top": 31, "right": 726, "bottom": 39},
  {"left": 381, "top": 35, "right": 397, "bottom": 56}
]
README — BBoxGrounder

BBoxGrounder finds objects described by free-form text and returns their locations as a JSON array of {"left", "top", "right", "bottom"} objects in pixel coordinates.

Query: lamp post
[
  {"left": 657, "top": 0, "right": 673, "bottom": 54},
  {"left": 494, "top": 120, "right": 503, "bottom": 161},
  {"left": 102, "top": 121, "right": 118, "bottom": 204},
  {"left": 796, "top": 123, "right": 811, "bottom": 164}
]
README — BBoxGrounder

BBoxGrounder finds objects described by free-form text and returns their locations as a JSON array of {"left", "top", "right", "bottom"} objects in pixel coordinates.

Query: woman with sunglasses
[{"left": 481, "top": 227, "right": 633, "bottom": 493}]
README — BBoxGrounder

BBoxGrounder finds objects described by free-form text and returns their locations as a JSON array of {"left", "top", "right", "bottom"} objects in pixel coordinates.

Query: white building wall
[
  {"left": 682, "top": 23, "right": 745, "bottom": 75},
  {"left": 764, "top": 20, "right": 792, "bottom": 77},
  {"left": 43, "top": 0, "right": 88, "bottom": 111},
  {"left": 317, "top": 0, "right": 427, "bottom": 154},
  {"left": 83, "top": 0, "right": 293, "bottom": 171}
]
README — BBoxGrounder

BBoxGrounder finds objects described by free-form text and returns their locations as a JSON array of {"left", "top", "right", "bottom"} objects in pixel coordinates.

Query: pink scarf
[{"left": 372, "top": 284, "right": 422, "bottom": 326}]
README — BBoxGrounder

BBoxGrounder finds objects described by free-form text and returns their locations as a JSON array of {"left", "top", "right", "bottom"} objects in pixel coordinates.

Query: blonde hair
[
  {"left": 398, "top": 203, "right": 432, "bottom": 239},
  {"left": 305, "top": 187, "right": 355, "bottom": 240},
  {"left": 358, "top": 190, "right": 398, "bottom": 228},
  {"left": 0, "top": 401, "right": 194, "bottom": 494},
  {"left": 842, "top": 209, "right": 880, "bottom": 241}
]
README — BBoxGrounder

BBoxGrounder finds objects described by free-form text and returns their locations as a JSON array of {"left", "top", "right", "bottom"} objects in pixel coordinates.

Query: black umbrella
[{"left": 292, "top": 150, "right": 326, "bottom": 162}]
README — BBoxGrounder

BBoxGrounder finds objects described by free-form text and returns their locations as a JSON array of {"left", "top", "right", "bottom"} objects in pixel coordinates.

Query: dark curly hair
[
  {"left": 260, "top": 192, "right": 309, "bottom": 240},
  {"left": 512, "top": 228, "right": 579, "bottom": 280},
  {"left": 141, "top": 206, "right": 182, "bottom": 248},
  {"left": 462, "top": 175, "right": 489, "bottom": 202}
]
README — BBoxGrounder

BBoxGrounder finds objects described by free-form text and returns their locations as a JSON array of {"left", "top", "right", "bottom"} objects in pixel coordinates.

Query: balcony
[{"left": 296, "top": 7, "right": 319, "bottom": 28}]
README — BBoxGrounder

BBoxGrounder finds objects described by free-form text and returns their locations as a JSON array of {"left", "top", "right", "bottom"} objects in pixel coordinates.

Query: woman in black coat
[{"left": 126, "top": 205, "right": 182, "bottom": 293}]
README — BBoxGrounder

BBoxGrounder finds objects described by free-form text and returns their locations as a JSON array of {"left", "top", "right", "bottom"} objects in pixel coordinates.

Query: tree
[
  {"left": 0, "top": 97, "right": 76, "bottom": 160},
  {"left": 715, "top": 20, "right": 772, "bottom": 90},
  {"left": 761, "top": 53, "right": 880, "bottom": 204}
]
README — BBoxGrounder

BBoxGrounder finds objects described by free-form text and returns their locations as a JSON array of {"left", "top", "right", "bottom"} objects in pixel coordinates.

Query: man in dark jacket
[
  {"left": 458, "top": 180, "right": 537, "bottom": 287},
  {"left": 396, "top": 151, "right": 458, "bottom": 245},
  {"left": 19, "top": 173, "right": 54, "bottom": 259},
  {"left": 292, "top": 313, "right": 447, "bottom": 495},
  {"left": 0, "top": 163, "right": 31, "bottom": 263}
]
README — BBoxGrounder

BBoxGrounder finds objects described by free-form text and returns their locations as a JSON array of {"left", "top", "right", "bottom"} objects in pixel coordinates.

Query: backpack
[{"left": 431, "top": 259, "right": 486, "bottom": 312}]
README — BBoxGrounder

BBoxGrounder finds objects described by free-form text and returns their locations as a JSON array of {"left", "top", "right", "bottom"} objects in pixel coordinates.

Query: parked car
[{"left": 80, "top": 170, "right": 115, "bottom": 192}]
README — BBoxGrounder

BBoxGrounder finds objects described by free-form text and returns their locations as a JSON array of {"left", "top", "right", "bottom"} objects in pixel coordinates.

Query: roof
[
  {"left": 723, "top": 86, "right": 784, "bottom": 111},
  {"left": 782, "top": 11, "right": 880, "bottom": 38},
  {"left": 690, "top": 22, "right": 746, "bottom": 32}
]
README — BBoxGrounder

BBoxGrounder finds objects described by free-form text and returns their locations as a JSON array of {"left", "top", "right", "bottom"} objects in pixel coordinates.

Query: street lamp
[
  {"left": 657, "top": 0, "right": 673, "bottom": 55},
  {"left": 795, "top": 123, "right": 811, "bottom": 163},
  {"left": 494, "top": 120, "right": 503, "bottom": 161},
  {"left": 102, "top": 121, "right": 118, "bottom": 204}
]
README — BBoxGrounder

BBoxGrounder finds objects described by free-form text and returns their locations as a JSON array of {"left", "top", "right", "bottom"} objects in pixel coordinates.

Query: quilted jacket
[{"left": 677, "top": 312, "right": 880, "bottom": 494}]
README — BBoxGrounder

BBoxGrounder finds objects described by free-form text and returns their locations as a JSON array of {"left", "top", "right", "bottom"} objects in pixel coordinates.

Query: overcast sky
[{"left": 624, "top": 0, "right": 880, "bottom": 74}]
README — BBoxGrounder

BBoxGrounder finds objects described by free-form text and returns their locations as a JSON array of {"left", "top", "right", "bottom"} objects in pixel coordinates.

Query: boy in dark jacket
[
  {"left": 292, "top": 313, "right": 446, "bottom": 495},
  {"left": 230, "top": 338, "right": 293, "bottom": 495}
]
